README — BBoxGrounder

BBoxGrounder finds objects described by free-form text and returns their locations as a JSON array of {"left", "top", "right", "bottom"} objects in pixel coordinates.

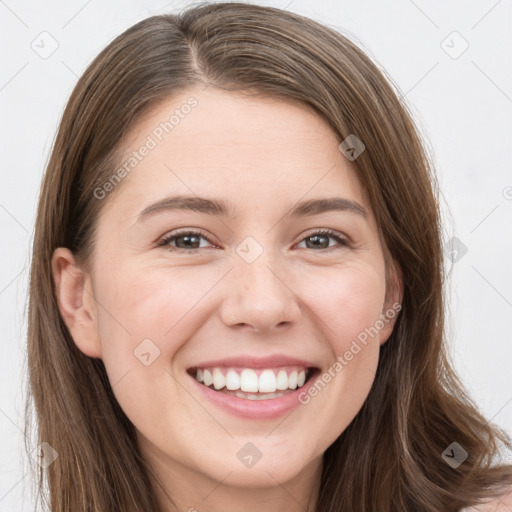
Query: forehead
[{"left": 102, "top": 87, "right": 371, "bottom": 224}]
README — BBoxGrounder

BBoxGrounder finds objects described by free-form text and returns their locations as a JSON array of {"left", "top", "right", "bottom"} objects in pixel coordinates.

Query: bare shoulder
[{"left": 462, "top": 486, "right": 512, "bottom": 511}]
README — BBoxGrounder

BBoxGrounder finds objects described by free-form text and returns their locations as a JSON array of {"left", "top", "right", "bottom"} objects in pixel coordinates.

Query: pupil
[
  {"left": 308, "top": 234, "right": 327, "bottom": 249},
  {"left": 176, "top": 234, "right": 329, "bottom": 250},
  {"left": 179, "top": 235, "right": 199, "bottom": 248}
]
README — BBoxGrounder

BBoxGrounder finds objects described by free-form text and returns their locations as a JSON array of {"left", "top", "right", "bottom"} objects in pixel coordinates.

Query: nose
[{"left": 219, "top": 253, "right": 302, "bottom": 333}]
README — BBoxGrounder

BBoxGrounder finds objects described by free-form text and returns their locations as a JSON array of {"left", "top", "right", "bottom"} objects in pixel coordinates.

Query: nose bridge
[{"left": 220, "top": 234, "right": 301, "bottom": 331}]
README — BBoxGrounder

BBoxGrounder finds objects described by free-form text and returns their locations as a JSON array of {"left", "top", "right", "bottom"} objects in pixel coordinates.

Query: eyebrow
[{"left": 136, "top": 195, "right": 368, "bottom": 224}]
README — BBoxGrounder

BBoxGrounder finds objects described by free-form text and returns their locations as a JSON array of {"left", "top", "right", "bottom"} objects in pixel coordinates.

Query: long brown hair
[{"left": 25, "top": 2, "right": 512, "bottom": 510}]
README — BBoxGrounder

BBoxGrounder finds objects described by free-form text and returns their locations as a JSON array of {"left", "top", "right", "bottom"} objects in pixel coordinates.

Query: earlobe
[{"left": 51, "top": 247, "right": 103, "bottom": 359}]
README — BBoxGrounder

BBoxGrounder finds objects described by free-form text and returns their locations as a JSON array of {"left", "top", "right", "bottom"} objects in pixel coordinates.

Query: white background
[{"left": 1, "top": 0, "right": 511, "bottom": 509}]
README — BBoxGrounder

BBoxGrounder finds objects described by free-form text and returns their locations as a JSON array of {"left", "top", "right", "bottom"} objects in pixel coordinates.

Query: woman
[{"left": 25, "top": 2, "right": 512, "bottom": 511}]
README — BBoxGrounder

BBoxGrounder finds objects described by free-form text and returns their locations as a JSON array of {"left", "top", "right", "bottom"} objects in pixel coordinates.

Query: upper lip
[{"left": 187, "top": 354, "right": 319, "bottom": 370}]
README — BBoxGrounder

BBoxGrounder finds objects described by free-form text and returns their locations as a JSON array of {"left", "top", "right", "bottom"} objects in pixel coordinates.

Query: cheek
[
  {"left": 304, "top": 265, "right": 384, "bottom": 396},
  {"left": 303, "top": 264, "right": 387, "bottom": 351},
  {"left": 297, "top": 267, "right": 385, "bottom": 438},
  {"left": 94, "top": 256, "right": 386, "bottom": 371},
  {"left": 91, "top": 264, "right": 206, "bottom": 441},
  {"left": 94, "top": 263, "right": 214, "bottom": 360}
]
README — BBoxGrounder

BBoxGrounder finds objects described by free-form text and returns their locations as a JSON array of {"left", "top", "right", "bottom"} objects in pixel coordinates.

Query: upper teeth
[{"left": 194, "top": 367, "right": 309, "bottom": 393}]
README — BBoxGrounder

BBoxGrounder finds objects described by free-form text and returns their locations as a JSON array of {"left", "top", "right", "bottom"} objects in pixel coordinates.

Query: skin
[{"left": 52, "top": 86, "right": 403, "bottom": 512}]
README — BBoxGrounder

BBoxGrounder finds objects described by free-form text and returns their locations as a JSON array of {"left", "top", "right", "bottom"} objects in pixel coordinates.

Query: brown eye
[
  {"left": 298, "top": 230, "right": 349, "bottom": 251},
  {"left": 158, "top": 228, "right": 349, "bottom": 253},
  {"left": 158, "top": 230, "right": 214, "bottom": 252}
]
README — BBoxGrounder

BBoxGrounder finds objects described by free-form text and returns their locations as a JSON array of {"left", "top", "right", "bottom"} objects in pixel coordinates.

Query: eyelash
[{"left": 157, "top": 228, "right": 349, "bottom": 253}]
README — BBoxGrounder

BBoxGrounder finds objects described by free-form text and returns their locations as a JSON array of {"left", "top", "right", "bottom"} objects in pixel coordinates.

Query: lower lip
[{"left": 188, "top": 370, "right": 320, "bottom": 420}]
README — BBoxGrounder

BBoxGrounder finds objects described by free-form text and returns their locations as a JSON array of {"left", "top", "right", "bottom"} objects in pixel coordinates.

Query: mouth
[{"left": 186, "top": 365, "right": 320, "bottom": 401}]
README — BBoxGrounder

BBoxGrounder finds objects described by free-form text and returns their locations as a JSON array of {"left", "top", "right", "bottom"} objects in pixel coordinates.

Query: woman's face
[{"left": 53, "top": 86, "right": 401, "bottom": 506}]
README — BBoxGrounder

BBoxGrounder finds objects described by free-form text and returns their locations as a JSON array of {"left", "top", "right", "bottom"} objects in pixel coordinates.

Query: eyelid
[
  {"left": 157, "top": 227, "right": 350, "bottom": 252},
  {"left": 301, "top": 227, "right": 348, "bottom": 242},
  {"left": 297, "top": 228, "right": 350, "bottom": 251},
  {"left": 157, "top": 228, "right": 217, "bottom": 249}
]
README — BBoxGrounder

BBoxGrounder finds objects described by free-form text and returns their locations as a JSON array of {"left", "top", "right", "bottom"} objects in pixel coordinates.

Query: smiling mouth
[{"left": 187, "top": 366, "right": 319, "bottom": 400}]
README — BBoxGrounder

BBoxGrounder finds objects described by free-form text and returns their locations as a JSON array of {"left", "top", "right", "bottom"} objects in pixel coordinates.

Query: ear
[
  {"left": 51, "top": 247, "right": 102, "bottom": 359},
  {"left": 379, "top": 258, "right": 403, "bottom": 346}
]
